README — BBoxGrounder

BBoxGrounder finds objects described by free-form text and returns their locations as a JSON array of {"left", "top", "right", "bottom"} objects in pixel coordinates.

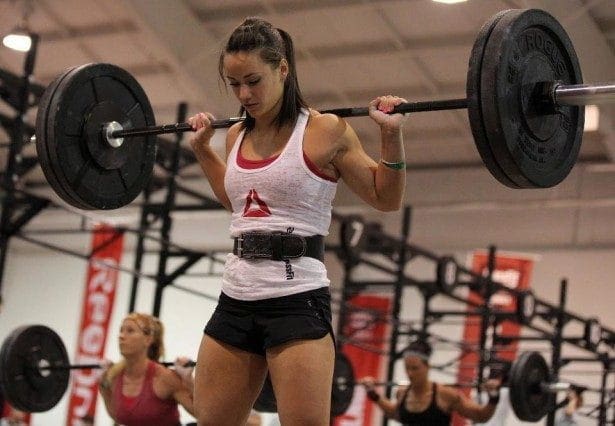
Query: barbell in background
[
  {"left": 0, "top": 325, "right": 195, "bottom": 413},
  {"left": 30, "top": 8, "right": 615, "bottom": 210}
]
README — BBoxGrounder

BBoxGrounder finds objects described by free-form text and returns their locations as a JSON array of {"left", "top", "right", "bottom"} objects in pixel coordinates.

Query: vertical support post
[
  {"left": 152, "top": 102, "right": 187, "bottom": 316},
  {"left": 547, "top": 279, "right": 567, "bottom": 426},
  {"left": 597, "top": 355, "right": 609, "bottom": 426},
  {"left": 476, "top": 245, "right": 496, "bottom": 395},
  {"left": 382, "top": 206, "right": 411, "bottom": 426},
  {"left": 0, "top": 33, "right": 38, "bottom": 306},
  {"left": 128, "top": 186, "right": 151, "bottom": 312},
  {"left": 420, "top": 291, "right": 433, "bottom": 338},
  {"left": 610, "top": 366, "right": 615, "bottom": 426},
  {"left": 336, "top": 260, "right": 355, "bottom": 348}
]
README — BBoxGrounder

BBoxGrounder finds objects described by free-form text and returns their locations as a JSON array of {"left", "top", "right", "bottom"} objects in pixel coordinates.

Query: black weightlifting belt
[{"left": 233, "top": 233, "right": 324, "bottom": 262}]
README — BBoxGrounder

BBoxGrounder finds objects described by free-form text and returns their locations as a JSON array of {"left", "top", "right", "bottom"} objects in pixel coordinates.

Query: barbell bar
[
  {"left": 104, "top": 82, "right": 614, "bottom": 142},
  {"left": 0, "top": 324, "right": 598, "bottom": 422},
  {"left": 36, "top": 360, "right": 196, "bottom": 371},
  {"left": 106, "top": 98, "right": 470, "bottom": 141},
  {"left": 31, "top": 8, "right": 615, "bottom": 210}
]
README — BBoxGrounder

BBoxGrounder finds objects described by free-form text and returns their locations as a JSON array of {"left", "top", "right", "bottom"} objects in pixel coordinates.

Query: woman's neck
[
  {"left": 252, "top": 96, "right": 284, "bottom": 131},
  {"left": 411, "top": 379, "right": 430, "bottom": 394},
  {"left": 123, "top": 355, "right": 149, "bottom": 378}
]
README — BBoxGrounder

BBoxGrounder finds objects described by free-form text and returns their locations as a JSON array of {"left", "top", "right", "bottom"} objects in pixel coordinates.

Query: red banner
[
  {"left": 452, "top": 251, "right": 534, "bottom": 426},
  {"left": 334, "top": 294, "right": 391, "bottom": 426},
  {"left": 66, "top": 225, "right": 124, "bottom": 426},
  {"left": 2, "top": 402, "right": 31, "bottom": 424}
]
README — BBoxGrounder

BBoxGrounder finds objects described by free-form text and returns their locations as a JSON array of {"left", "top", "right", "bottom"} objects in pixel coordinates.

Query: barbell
[
  {"left": 255, "top": 348, "right": 579, "bottom": 422},
  {"left": 0, "top": 324, "right": 593, "bottom": 422},
  {"left": 0, "top": 325, "right": 195, "bottom": 412},
  {"left": 31, "top": 8, "right": 615, "bottom": 210}
]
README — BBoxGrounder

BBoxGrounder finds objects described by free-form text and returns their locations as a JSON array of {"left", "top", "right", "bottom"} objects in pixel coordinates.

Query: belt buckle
[
  {"left": 236, "top": 234, "right": 261, "bottom": 259},
  {"left": 235, "top": 236, "right": 252, "bottom": 259}
]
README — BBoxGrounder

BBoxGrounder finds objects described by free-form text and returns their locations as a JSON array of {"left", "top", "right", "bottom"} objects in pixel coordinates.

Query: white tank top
[{"left": 222, "top": 109, "right": 338, "bottom": 300}]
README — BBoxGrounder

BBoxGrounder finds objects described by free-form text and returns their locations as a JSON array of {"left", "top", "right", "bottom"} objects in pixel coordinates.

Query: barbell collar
[
  {"left": 542, "top": 382, "right": 572, "bottom": 393},
  {"left": 554, "top": 82, "right": 615, "bottom": 106},
  {"left": 104, "top": 121, "right": 124, "bottom": 148}
]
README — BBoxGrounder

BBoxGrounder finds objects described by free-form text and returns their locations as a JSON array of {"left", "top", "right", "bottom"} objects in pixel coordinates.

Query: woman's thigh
[
  {"left": 194, "top": 335, "right": 267, "bottom": 426},
  {"left": 266, "top": 335, "right": 335, "bottom": 426}
]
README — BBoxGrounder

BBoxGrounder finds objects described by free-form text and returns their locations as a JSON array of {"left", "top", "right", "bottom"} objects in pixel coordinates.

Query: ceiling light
[
  {"left": 3, "top": 0, "right": 34, "bottom": 52},
  {"left": 3, "top": 29, "right": 32, "bottom": 52}
]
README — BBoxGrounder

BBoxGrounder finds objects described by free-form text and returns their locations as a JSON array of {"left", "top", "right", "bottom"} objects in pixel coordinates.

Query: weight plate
[
  {"left": 0, "top": 325, "right": 70, "bottom": 412},
  {"left": 253, "top": 352, "right": 354, "bottom": 416},
  {"left": 37, "top": 63, "right": 157, "bottom": 209},
  {"left": 467, "top": 9, "right": 521, "bottom": 188},
  {"left": 35, "top": 66, "right": 91, "bottom": 209},
  {"left": 509, "top": 351, "right": 552, "bottom": 422},
  {"left": 331, "top": 352, "right": 355, "bottom": 416},
  {"left": 253, "top": 374, "right": 277, "bottom": 413},
  {"left": 480, "top": 9, "right": 584, "bottom": 188}
]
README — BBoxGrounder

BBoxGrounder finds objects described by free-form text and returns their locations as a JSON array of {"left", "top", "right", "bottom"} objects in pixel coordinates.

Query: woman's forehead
[
  {"left": 223, "top": 51, "right": 268, "bottom": 76},
  {"left": 404, "top": 356, "right": 426, "bottom": 365},
  {"left": 121, "top": 318, "right": 140, "bottom": 328}
]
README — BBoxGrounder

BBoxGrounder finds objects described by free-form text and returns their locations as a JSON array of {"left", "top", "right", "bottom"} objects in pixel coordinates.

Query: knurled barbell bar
[
  {"left": 0, "top": 324, "right": 594, "bottom": 422},
  {"left": 31, "top": 8, "right": 615, "bottom": 210}
]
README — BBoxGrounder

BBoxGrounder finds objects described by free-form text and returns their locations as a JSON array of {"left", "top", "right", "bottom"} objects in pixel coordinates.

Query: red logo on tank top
[{"left": 242, "top": 189, "right": 271, "bottom": 217}]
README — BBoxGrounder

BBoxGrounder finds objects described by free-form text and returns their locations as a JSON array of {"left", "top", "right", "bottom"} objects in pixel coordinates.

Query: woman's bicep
[
  {"left": 333, "top": 125, "right": 380, "bottom": 205},
  {"left": 174, "top": 386, "right": 195, "bottom": 416}
]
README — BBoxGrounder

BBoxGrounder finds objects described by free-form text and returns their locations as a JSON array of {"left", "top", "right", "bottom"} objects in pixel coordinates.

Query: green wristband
[{"left": 381, "top": 159, "right": 406, "bottom": 170}]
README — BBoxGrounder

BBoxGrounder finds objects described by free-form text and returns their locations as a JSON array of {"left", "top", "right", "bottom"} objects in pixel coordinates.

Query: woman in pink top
[{"left": 98, "top": 313, "right": 195, "bottom": 426}]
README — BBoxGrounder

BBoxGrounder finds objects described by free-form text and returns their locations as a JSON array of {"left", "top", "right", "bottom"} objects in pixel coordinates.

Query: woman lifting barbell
[
  {"left": 97, "top": 313, "right": 195, "bottom": 425},
  {"left": 186, "top": 16, "right": 408, "bottom": 426},
  {"left": 359, "top": 340, "right": 502, "bottom": 425}
]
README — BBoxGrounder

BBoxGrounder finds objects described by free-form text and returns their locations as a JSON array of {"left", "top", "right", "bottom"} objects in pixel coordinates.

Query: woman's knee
[{"left": 278, "top": 406, "right": 330, "bottom": 426}]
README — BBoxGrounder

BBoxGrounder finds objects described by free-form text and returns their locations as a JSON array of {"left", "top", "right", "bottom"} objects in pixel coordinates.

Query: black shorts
[{"left": 204, "top": 287, "right": 333, "bottom": 355}]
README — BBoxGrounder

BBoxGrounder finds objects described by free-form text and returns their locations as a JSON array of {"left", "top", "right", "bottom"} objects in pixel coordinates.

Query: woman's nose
[{"left": 239, "top": 85, "right": 251, "bottom": 100}]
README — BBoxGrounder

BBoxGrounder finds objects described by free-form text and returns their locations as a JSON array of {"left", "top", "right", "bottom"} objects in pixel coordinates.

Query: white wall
[{"left": 1, "top": 228, "right": 614, "bottom": 425}]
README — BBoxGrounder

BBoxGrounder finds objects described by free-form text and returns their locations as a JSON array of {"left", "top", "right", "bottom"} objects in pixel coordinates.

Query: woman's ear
[{"left": 279, "top": 59, "right": 289, "bottom": 81}]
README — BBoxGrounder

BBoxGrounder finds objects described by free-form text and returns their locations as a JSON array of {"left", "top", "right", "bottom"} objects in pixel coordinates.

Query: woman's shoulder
[
  {"left": 306, "top": 108, "right": 348, "bottom": 142},
  {"left": 153, "top": 363, "right": 182, "bottom": 387},
  {"left": 395, "top": 384, "right": 409, "bottom": 400},
  {"left": 436, "top": 383, "right": 463, "bottom": 401},
  {"left": 225, "top": 122, "right": 244, "bottom": 151},
  {"left": 227, "top": 122, "right": 244, "bottom": 140}
]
